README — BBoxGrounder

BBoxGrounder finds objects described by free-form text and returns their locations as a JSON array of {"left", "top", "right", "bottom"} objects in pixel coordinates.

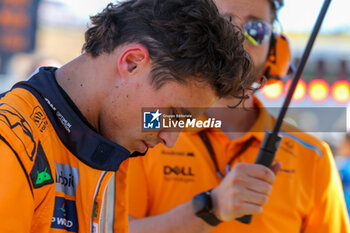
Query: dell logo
[{"left": 163, "top": 165, "right": 195, "bottom": 176}]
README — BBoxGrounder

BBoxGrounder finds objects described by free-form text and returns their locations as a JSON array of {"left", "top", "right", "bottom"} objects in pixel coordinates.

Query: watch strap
[{"left": 193, "top": 190, "right": 222, "bottom": 226}]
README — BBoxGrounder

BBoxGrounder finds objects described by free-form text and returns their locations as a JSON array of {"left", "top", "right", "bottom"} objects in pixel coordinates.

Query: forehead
[{"left": 215, "top": 0, "right": 272, "bottom": 24}]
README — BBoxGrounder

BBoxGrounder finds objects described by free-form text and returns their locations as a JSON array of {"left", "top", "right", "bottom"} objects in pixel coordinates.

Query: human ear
[{"left": 117, "top": 44, "right": 149, "bottom": 78}]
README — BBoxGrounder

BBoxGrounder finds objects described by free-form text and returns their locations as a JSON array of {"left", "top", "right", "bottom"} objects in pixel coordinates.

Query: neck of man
[
  {"left": 205, "top": 95, "right": 259, "bottom": 140},
  {"left": 54, "top": 53, "right": 110, "bottom": 132}
]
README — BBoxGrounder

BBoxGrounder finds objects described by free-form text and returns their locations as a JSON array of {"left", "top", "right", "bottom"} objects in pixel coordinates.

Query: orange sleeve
[
  {"left": 0, "top": 137, "right": 34, "bottom": 232},
  {"left": 128, "top": 156, "right": 150, "bottom": 218},
  {"left": 302, "top": 142, "right": 350, "bottom": 233}
]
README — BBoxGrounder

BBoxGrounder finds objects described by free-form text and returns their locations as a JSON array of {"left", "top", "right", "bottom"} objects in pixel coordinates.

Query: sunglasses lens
[{"left": 244, "top": 20, "right": 271, "bottom": 45}]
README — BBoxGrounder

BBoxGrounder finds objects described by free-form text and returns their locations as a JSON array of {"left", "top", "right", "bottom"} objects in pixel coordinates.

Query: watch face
[{"left": 192, "top": 192, "right": 211, "bottom": 217}]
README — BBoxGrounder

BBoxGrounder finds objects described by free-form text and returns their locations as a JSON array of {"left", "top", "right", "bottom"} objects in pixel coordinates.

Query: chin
[{"left": 136, "top": 140, "right": 149, "bottom": 154}]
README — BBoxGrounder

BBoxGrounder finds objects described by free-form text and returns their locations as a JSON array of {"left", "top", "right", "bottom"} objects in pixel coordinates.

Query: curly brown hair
[{"left": 82, "top": 0, "right": 253, "bottom": 99}]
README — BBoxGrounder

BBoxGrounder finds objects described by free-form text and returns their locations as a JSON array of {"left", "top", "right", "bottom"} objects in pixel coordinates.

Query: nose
[{"left": 158, "top": 131, "right": 181, "bottom": 148}]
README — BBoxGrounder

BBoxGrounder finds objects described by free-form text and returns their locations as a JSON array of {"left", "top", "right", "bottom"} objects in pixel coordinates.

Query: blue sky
[{"left": 58, "top": 0, "right": 349, "bottom": 33}]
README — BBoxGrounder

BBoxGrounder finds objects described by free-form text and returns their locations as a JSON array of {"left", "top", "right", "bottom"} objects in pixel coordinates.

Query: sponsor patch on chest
[
  {"left": 55, "top": 162, "right": 79, "bottom": 196},
  {"left": 51, "top": 196, "right": 78, "bottom": 232}
]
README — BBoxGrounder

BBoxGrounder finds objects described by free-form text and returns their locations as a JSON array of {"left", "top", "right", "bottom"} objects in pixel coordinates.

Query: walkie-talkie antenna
[{"left": 236, "top": 0, "right": 332, "bottom": 224}]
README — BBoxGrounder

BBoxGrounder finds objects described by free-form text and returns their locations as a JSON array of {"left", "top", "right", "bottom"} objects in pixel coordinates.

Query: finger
[
  {"left": 270, "top": 161, "right": 282, "bottom": 175},
  {"left": 243, "top": 176, "right": 272, "bottom": 195},
  {"left": 242, "top": 189, "right": 269, "bottom": 206},
  {"left": 245, "top": 164, "right": 276, "bottom": 184},
  {"left": 239, "top": 202, "right": 263, "bottom": 216}
]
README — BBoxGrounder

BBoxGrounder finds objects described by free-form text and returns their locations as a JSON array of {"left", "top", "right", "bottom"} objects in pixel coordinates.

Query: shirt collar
[
  {"left": 14, "top": 67, "right": 145, "bottom": 171},
  {"left": 246, "top": 96, "right": 274, "bottom": 142}
]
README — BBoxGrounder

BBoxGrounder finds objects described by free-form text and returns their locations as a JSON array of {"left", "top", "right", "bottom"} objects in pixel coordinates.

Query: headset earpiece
[{"left": 263, "top": 33, "right": 293, "bottom": 83}]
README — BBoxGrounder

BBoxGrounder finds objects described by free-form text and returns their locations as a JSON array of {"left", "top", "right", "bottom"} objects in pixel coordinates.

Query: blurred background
[{"left": 0, "top": 0, "right": 349, "bottom": 201}]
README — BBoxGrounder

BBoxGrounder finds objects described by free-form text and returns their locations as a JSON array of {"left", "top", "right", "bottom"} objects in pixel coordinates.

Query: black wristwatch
[{"left": 192, "top": 190, "right": 222, "bottom": 226}]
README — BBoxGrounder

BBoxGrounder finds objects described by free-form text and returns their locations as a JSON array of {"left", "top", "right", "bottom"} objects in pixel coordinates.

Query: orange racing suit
[{"left": 0, "top": 67, "right": 142, "bottom": 233}]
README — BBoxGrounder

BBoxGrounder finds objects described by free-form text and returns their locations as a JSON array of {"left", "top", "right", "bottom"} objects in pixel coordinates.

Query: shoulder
[
  {"left": 280, "top": 122, "right": 329, "bottom": 158},
  {"left": 0, "top": 90, "right": 43, "bottom": 161},
  {"left": 0, "top": 90, "right": 54, "bottom": 189}
]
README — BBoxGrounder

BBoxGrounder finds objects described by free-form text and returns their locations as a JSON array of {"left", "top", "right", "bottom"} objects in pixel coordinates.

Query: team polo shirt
[{"left": 128, "top": 97, "right": 349, "bottom": 233}]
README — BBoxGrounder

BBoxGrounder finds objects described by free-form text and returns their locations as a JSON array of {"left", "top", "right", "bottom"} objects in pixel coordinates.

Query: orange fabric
[
  {"left": 0, "top": 139, "right": 35, "bottom": 233},
  {"left": 128, "top": 97, "right": 349, "bottom": 232},
  {"left": 263, "top": 33, "right": 291, "bottom": 82},
  {"left": 114, "top": 160, "right": 130, "bottom": 233},
  {"left": 0, "top": 87, "right": 129, "bottom": 233}
]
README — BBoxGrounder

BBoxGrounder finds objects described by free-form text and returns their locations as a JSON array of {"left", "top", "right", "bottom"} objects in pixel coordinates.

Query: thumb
[{"left": 270, "top": 161, "right": 282, "bottom": 175}]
